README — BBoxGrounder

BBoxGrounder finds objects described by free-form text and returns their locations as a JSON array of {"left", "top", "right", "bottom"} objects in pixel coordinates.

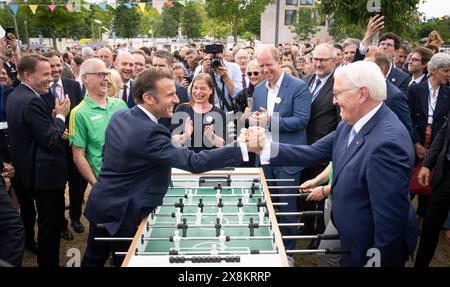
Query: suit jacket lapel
[
  {"left": 274, "top": 74, "right": 289, "bottom": 113},
  {"left": 419, "top": 83, "right": 429, "bottom": 117},
  {"left": 313, "top": 73, "right": 333, "bottom": 104},
  {"left": 433, "top": 85, "right": 448, "bottom": 121}
]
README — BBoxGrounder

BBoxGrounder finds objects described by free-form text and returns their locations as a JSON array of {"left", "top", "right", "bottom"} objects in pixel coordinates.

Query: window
[
  {"left": 300, "top": 0, "right": 314, "bottom": 5},
  {"left": 285, "top": 10, "right": 297, "bottom": 25},
  {"left": 286, "top": 0, "right": 298, "bottom": 5}
]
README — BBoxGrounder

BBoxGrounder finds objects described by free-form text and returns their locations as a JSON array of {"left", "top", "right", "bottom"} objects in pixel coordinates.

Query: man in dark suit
[
  {"left": 61, "top": 51, "right": 75, "bottom": 80},
  {"left": 301, "top": 43, "right": 340, "bottom": 237},
  {"left": 82, "top": 68, "right": 250, "bottom": 267},
  {"left": 251, "top": 46, "right": 311, "bottom": 264},
  {"left": 43, "top": 52, "right": 86, "bottom": 236},
  {"left": 365, "top": 51, "right": 413, "bottom": 137},
  {"left": 115, "top": 51, "right": 136, "bottom": 108},
  {"left": 6, "top": 54, "right": 71, "bottom": 267},
  {"left": 407, "top": 47, "right": 433, "bottom": 87},
  {"left": 415, "top": 111, "right": 450, "bottom": 267},
  {"left": 248, "top": 61, "right": 418, "bottom": 266},
  {"left": 0, "top": 159, "right": 24, "bottom": 267}
]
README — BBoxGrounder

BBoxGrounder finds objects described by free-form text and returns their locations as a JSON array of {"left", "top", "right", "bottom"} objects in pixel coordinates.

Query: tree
[
  {"left": 205, "top": 0, "right": 273, "bottom": 45},
  {"left": 114, "top": 3, "right": 141, "bottom": 38},
  {"left": 201, "top": 17, "right": 232, "bottom": 40},
  {"left": 290, "top": 6, "right": 319, "bottom": 42},
  {"left": 180, "top": 1, "right": 205, "bottom": 40},
  {"left": 154, "top": 2, "right": 183, "bottom": 38},
  {"left": 138, "top": 6, "right": 160, "bottom": 38},
  {"left": 317, "top": 0, "right": 421, "bottom": 42}
]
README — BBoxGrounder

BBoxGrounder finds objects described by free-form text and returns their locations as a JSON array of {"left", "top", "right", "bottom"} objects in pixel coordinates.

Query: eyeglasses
[
  {"left": 247, "top": 71, "right": 260, "bottom": 77},
  {"left": 312, "top": 57, "right": 332, "bottom": 63},
  {"left": 410, "top": 57, "right": 422, "bottom": 63},
  {"left": 84, "top": 72, "right": 110, "bottom": 79},
  {"left": 333, "top": 87, "right": 359, "bottom": 100}
]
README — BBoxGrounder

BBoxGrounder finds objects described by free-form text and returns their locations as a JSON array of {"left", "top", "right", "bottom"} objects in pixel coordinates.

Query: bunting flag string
[{"left": 0, "top": 1, "right": 193, "bottom": 14}]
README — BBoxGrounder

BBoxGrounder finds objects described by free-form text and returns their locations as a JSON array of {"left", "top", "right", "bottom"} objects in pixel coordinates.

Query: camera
[
  {"left": 205, "top": 44, "right": 224, "bottom": 69},
  {"left": 5, "top": 27, "right": 15, "bottom": 41}
]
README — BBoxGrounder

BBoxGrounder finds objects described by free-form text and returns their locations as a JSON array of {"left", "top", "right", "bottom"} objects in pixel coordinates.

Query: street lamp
[{"left": 94, "top": 19, "right": 102, "bottom": 41}]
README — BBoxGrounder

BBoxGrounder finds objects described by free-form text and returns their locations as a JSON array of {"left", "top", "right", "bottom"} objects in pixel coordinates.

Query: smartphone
[
  {"left": 5, "top": 27, "right": 15, "bottom": 40},
  {"left": 372, "top": 7, "right": 383, "bottom": 18},
  {"left": 183, "top": 76, "right": 192, "bottom": 84}
]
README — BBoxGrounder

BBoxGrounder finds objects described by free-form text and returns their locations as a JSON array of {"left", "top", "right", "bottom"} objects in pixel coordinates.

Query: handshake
[{"left": 238, "top": 126, "right": 266, "bottom": 154}]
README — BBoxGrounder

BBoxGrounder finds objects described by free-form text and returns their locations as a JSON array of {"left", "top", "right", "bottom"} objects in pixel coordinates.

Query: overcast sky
[{"left": 418, "top": 0, "right": 450, "bottom": 18}]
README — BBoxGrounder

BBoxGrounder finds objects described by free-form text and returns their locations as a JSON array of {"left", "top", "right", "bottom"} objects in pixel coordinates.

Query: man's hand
[
  {"left": 246, "top": 126, "right": 266, "bottom": 154},
  {"left": 1, "top": 162, "right": 15, "bottom": 179},
  {"left": 183, "top": 117, "right": 193, "bottom": 139},
  {"left": 180, "top": 78, "right": 190, "bottom": 89},
  {"left": 414, "top": 143, "right": 428, "bottom": 160},
  {"left": 417, "top": 166, "right": 431, "bottom": 186},
  {"left": 201, "top": 56, "right": 211, "bottom": 73},
  {"left": 299, "top": 178, "right": 318, "bottom": 193},
  {"left": 203, "top": 124, "right": 215, "bottom": 141},
  {"left": 55, "top": 98, "right": 71, "bottom": 117},
  {"left": 62, "top": 128, "right": 69, "bottom": 140},
  {"left": 250, "top": 108, "right": 269, "bottom": 127},
  {"left": 362, "top": 15, "right": 384, "bottom": 47}
]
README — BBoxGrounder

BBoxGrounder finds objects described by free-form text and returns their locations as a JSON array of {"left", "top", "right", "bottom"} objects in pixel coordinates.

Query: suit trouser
[
  {"left": 0, "top": 180, "right": 25, "bottom": 266},
  {"left": 61, "top": 159, "right": 87, "bottom": 229},
  {"left": 34, "top": 187, "right": 65, "bottom": 267},
  {"left": 316, "top": 199, "right": 342, "bottom": 267},
  {"left": 415, "top": 160, "right": 450, "bottom": 267},
  {"left": 82, "top": 206, "right": 155, "bottom": 267},
  {"left": 13, "top": 182, "right": 36, "bottom": 246},
  {"left": 263, "top": 165, "right": 300, "bottom": 251}
]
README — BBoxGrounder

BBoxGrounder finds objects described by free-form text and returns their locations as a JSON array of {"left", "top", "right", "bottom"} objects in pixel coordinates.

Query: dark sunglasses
[{"left": 247, "top": 71, "right": 260, "bottom": 77}]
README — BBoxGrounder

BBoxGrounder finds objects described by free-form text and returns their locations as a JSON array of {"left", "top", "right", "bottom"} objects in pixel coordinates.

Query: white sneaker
[{"left": 287, "top": 255, "right": 296, "bottom": 267}]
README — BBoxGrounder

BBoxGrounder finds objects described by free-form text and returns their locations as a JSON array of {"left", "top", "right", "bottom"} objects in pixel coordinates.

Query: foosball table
[{"left": 122, "top": 168, "right": 289, "bottom": 267}]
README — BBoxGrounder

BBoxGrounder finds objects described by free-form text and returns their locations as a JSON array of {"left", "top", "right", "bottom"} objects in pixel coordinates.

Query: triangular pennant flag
[
  {"left": 48, "top": 4, "right": 56, "bottom": 12},
  {"left": 83, "top": 4, "right": 91, "bottom": 11},
  {"left": 98, "top": 4, "right": 107, "bottom": 12},
  {"left": 29, "top": 4, "right": 38, "bottom": 15},
  {"left": 124, "top": 3, "right": 133, "bottom": 9},
  {"left": 152, "top": 0, "right": 164, "bottom": 12},
  {"left": 166, "top": 1, "right": 174, "bottom": 8},
  {"left": 65, "top": 3, "right": 74, "bottom": 12},
  {"left": 108, "top": 3, "right": 117, "bottom": 10},
  {"left": 178, "top": 0, "right": 186, "bottom": 6},
  {"left": 137, "top": 3, "right": 146, "bottom": 13},
  {"left": 9, "top": 4, "right": 19, "bottom": 16}
]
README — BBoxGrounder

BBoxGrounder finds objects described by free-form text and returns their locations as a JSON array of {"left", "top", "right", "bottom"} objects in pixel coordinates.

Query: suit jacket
[
  {"left": 5, "top": 83, "right": 67, "bottom": 190},
  {"left": 303, "top": 73, "right": 340, "bottom": 144},
  {"left": 387, "top": 66, "right": 410, "bottom": 94},
  {"left": 84, "top": 106, "right": 244, "bottom": 236},
  {"left": 408, "top": 81, "right": 450, "bottom": 146},
  {"left": 62, "top": 63, "right": 75, "bottom": 80},
  {"left": 385, "top": 80, "right": 413, "bottom": 138},
  {"left": 270, "top": 104, "right": 418, "bottom": 266},
  {"left": 252, "top": 73, "right": 311, "bottom": 174},
  {"left": 422, "top": 111, "right": 450, "bottom": 187},
  {"left": 41, "top": 78, "right": 84, "bottom": 159}
]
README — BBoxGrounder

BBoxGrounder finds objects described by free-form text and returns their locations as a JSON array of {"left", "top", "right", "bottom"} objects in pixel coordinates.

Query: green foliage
[
  {"left": 205, "top": 0, "right": 273, "bottom": 44},
  {"left": 290, "top": 6, "right": 319, "bottom": 42},
  {"left": 317, "top": 0, "right": 420, "bottom": 42},
  {"left": 180, "top": 1, "right": 205, "bottom": 39},
  {"left": 114, "top": 3, "right": 141, "bottom": 38}
]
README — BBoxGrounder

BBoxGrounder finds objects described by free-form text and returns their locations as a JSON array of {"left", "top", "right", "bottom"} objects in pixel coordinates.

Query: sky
[{"left": 418, "top": 0, "right": 450, "bottom": 18}]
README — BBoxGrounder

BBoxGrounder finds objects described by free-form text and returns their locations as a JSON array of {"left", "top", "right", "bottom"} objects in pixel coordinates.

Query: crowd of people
[{"left": 0, "top": 14, "right": 449, "bottom": 267}]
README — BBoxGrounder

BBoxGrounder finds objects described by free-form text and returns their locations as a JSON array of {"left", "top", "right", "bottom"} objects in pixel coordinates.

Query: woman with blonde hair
[
  {"left": 171, "top": 73, "right": 226, "bottom": 152},
  {"left": 107, "top": 69, "right": 123, "bottom": 98},
  {"left": 425, "top": 30, "right": 444, "bottom": 47}
]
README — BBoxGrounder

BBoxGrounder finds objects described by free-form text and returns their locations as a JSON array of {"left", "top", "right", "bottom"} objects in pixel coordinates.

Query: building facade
[{"left": 260, "top": 0, "right": 331, "bottom": 45}]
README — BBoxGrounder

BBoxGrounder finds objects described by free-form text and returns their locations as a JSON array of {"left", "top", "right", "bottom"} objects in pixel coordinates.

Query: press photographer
[{"left": 195, "top": 43, "right": 242, "bottom": 112}]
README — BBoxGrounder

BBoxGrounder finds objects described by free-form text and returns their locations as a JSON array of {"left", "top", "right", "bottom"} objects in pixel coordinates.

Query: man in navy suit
[
  {"left": 247, "top": 61, "right": 418, "bottom": 266},
  {"left": 251, "top": 46, "right": 311, "bottom": 262},
  {"left": 6, "top": 54, "right": 71, "bottom": 267},
  {"left": 82, "top": 68, "right": 251, "bottom": 267},
  {"left": 407, "top": 47, "right": 433, "bottom": 87}
]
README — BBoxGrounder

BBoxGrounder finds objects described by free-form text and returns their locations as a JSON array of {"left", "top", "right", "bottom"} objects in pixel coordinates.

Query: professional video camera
[{"left": 204, "top": 44, "right": 224, "bottom": 69}]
